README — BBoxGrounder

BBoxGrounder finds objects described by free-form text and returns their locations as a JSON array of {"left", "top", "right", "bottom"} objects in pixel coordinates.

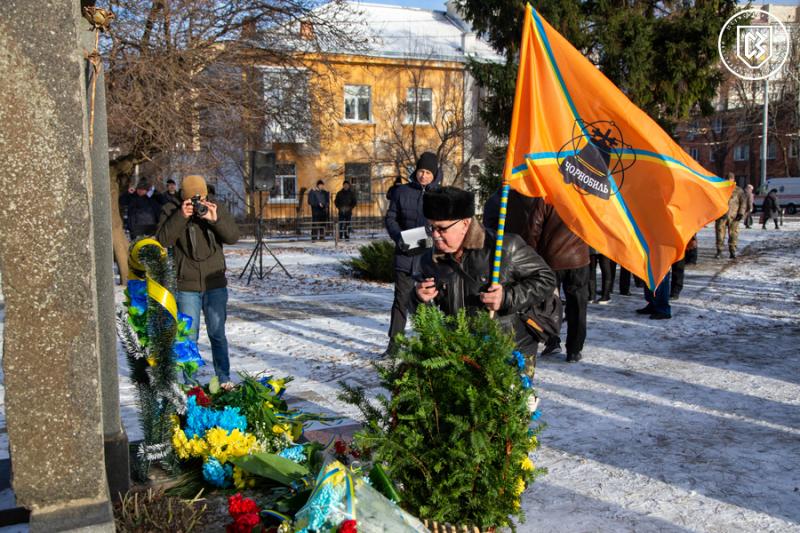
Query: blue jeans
[
  {"left": 644, "top": 274, "right": 671, "bottom": 317},
  {"left": 176, "top": 287, "right": 230, "bottom": 382}
]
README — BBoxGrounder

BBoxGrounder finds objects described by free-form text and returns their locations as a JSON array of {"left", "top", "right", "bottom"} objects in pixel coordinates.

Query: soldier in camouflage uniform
[{"left": 715, "top": 173, "right": 747, "bottom": 259}]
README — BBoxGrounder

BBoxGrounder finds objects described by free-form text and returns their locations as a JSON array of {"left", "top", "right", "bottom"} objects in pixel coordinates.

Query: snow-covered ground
[{"left": 0, "top": 222, "right": 798, "bottom": 532}]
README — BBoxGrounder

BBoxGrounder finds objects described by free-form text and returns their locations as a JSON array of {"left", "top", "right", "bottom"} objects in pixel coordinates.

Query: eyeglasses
[{"left": 425, "top": 219, "right": 463, "bottom": 235}]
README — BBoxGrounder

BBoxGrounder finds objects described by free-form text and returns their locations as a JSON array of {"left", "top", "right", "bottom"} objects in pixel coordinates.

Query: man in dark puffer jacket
[
  {"left": 416, "top": 187, "right": 557, "bottom": 363},
  {"left": 383, "top": 151, "right": 442, "bottom": 354},
  {"left": 156, "top": 175, "right": 239, "bottom": 383}
]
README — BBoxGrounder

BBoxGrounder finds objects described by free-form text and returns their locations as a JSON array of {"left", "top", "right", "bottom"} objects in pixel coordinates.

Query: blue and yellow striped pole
[{"left": 489, "top": 183, "right": 511, "bottom": 318}]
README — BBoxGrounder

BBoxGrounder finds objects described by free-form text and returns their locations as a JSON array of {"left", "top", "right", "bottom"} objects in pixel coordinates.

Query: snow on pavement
[{"left": 0, "top": 223, "right": 798, "bottom": 532}]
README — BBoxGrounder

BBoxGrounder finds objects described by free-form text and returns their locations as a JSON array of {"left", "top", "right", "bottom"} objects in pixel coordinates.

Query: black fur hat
[{"left": 423, "top": 186, "right": 475, "bottom": 221}]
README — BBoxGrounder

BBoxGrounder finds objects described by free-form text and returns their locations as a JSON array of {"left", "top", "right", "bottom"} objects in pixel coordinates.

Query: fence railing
[{"left": 241, "top": 192, "right": 391, "bottom": 241}]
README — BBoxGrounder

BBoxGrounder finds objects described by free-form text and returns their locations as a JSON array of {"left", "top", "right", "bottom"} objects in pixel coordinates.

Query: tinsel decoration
[{"left": 116, "top": 237, "right": 183, "bottom": 479}]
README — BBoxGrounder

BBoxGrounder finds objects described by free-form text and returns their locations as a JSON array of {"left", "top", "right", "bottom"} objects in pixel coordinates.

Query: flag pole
[{"left": 489, "top": 4, "right": 533, "bottom": 319}]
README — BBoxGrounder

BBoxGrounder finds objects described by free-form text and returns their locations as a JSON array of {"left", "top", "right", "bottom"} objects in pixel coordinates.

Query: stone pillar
[
  {"left": 0, "top": 1, "right": 114, "bottom": 531},
  {"left": 78, "top": 15, "right": 131, "bottom": 502}
]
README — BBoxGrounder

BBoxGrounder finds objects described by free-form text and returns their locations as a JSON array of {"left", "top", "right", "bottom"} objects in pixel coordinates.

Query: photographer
[
  {"left": 156, "top": 175, "right": 239, "bottom": 384},
  {"left": 415, "top": 187, "right": 556, "bottom": 359}
]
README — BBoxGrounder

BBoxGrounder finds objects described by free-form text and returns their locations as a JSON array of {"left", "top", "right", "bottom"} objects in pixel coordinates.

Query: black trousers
[
  {"left": 388, "top": 270, "right": 416, "bottom": 341},
  {"left": 589, "top": 255, "right": 616, "bottom": 299},
  {"left": 338, "top": 211, "right": 352, "bottom": 239},
  {"left": 550, "top": 266, "right": 588, "bottom": 356},
  {"left": 311, "top": 208, "right": 328, "bottom": 240},
  {"left": 619, "top": 267, "right": 631, "bottom": 295},
  {"left": 670, "top": 259, "right": 685, "bottom": 297}
]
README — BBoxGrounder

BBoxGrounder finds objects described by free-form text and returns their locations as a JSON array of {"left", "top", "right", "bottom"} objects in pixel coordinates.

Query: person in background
[
  {"left": 636, "top": 273, "right": 672, "bottom": 320},
  {"left": 415, "top": 187, "right": 556, "bottom": 368},
  {"left": 715, "top": 172, "right": 746, "bottom": 259},
  {"left": 483, "top": 188, "right": 589, "bottom": 363},
  {"left": 155, "top": 175, "right": 240, "bottom": 384},
  {"left": 386, "top": 176, "right": 403, "bottom": 201},
  {"left": 761, "top": 188, "right": 781, "bottom": 230},
  {"left": 384, "top": 152, "right": 442, "bottom": 355},
  {"left": 684, "top": 234, "right": 698, "bottom": 265},
  {"left": 165, "top": 178, "right": 179, "bottom": 201},
  {"left": 588, "top": 251, "right": 615, "bottom": 304},
  {"left": 119, "top": 178, "right": 164, "bottom": 239},
  {"left": 743, "top": 184, "right": 755, "bottom": 229},
  {"left": 335, "top": 180, "right": 358, "bottom": 240},
  {"left": 308, "top": 180, "right": 330, "bottom": 241}
]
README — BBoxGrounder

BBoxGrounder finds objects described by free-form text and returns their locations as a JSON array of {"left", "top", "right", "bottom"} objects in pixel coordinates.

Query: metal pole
[{"left": 761, "top": 77, "right": 769, "bottom": 190}]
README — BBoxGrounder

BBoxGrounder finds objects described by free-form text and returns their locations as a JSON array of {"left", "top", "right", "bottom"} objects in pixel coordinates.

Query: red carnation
[
  {"left": 226, "top": 512, "right": 260, "bottom": 533},
  {"left": 228, "top": 493, "right": 260, "bottom": 517},
  {"left": 187, "top": 386, "right": 211, "bottom": 407},
  {"left": 334, "top": 439, "right": 348, "bottom": 455},
  {"left": 339, "top": 519, "right": 357, "bottom": 533}
]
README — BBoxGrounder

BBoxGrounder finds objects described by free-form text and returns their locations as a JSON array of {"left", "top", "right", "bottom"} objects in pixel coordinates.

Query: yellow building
[{"left": 252, "top": 2, "right": 501, "bottom": 226}]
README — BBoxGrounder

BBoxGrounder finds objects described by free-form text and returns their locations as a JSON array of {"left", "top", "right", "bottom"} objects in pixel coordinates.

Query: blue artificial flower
[
  {"left": 173, "top": 338, "right": 204, "bottom": 366},
  {"left": 512, "top": 350, "right": 526, "bottom": 370},
  {"left": 202, "top": 457, "right": 232, "bottom": 487},
  {"left": 184, "top": 396, "right": 248, "bottom": 439},
  {"left": 279, "top": 445, "right": 307, "bottom": 463},
  {"left": 520, "top": 375, "right": 532, "bottom": 389},
  {"left": 531, "top": 410, "right": 542, "bottom": 421},
  {"left": 295, "top": 483, "right": 341, "bottom": 533},
  {"left": 126, "top": 280, "right": 148, "bottom": 314}
]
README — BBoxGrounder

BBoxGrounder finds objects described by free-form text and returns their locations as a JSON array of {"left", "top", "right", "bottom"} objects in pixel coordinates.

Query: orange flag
[{"left": 504, "top": 4, "right": 733, "bottom": 289}]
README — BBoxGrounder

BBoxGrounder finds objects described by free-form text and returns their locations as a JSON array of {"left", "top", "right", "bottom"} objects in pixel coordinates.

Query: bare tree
[{"left": 98, "top": 0, "right": 364, "bottom": 281}]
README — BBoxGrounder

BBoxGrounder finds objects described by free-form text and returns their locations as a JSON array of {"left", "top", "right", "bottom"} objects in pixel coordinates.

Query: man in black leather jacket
[{"left": 415, "top": 187, "right": 557, "bottom": 359}]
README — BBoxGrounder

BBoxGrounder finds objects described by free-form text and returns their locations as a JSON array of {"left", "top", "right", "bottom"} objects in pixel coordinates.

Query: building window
[
  {"left": 345, "top": 162, "right": 371, "bottom": 200},
  {"left": 270, "top": 163, "right": 297, "bottom": 202},
  {"left": 712, "top": 117, "right": 723, "bottom": 134},
  {"left": 790, "top": 141, "right": 799, "bottom": 159},
  {"left": 689, "top": 147, "right": 699, "bottom": 160},
  {"left": 767, "top": 142, "right": 777, "bottom": 160},
  {"left": 262, "top": 67, "right": 310, "bottom": 143},
  {"left": 736, "top": 120, "right": 747, "bottom": 133},
  {"left": 406, "top": 88, "right": 433, "bottom": 124},
  {"left": 709, "top": 149, "right": 716, "bottom": 162},
  {"left": 344, "top": 85, "right": 371, "bottom": 122},
  {"left": 734, "top": 144, "right": 749, "bottom": 161}
]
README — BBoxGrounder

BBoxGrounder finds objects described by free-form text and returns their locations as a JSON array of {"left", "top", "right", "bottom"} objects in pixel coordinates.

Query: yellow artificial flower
[
  {"left": 514, "top": 478, "right": 526, "bottom": 496},
  {"left": 521, "top": 457, "right": 535, "bottom": 471},
  {"left": 205, "top": 427, "right": 257, "bottom": 463},
  {"left": 232, "top": 466, "right": 256, "bottom": 490},
  {"left": 146, "top": 356, "right": 157, "bottom": 367},
  {"left": 267, "top": 378, "right": 286, "bottom": 395},
  {"left": 271, "top": 423, "right": 291, "bottom": 435},
  {"left": 172, "top": 425, "right": 209, "bottom": 460}
]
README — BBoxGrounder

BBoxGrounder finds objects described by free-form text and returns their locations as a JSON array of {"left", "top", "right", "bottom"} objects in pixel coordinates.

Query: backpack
[{"left": 521, "top": 287, "right": 562, "bottom": 343}]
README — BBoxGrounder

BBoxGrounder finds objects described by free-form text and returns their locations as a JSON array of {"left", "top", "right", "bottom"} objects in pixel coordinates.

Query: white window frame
[
  {"left": 767, "top": 142, "right": 777, "bottom": 160},
  {"left": 344, "top": 162, "right": 372, "bottom": 200},
  {"left": 260, "top": 66, "right": 310, "bottom": 144},
  {"left": 270, "top": 163, "right": 298, "bottom": 204},
  {"left": 343, "top": 85, "right": 371, "bottom": 123},
  {"left": 709, "top": 149, "right": 716, "bottom": 162},
  {"left": 689, "top": 147, "right": 699, "bottom": 160},
  {"left": 712, "top": 117, "right": 723, "bottom": 134},
  {"left": 405, "top": 87, "right": 433, "bottom": 125},
  {"left": 790, "top": 141, "right": 799, "bottom": 159},
  {"left": 733, "top": 144, "right": 749, "bottom": 161}
]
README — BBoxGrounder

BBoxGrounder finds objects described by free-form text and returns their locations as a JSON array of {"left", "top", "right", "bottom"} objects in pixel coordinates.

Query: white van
[{"left": 754, "top": 177, "right": 800, "bottom": 215}]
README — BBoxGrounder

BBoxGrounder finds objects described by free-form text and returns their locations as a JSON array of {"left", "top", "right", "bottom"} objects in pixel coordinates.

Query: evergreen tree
[
  {"left": 456, "top": 0, "right": 738, "bottom": 137},
  {"left": 340, "top": 306, "right": 545, "bottom": 529}
]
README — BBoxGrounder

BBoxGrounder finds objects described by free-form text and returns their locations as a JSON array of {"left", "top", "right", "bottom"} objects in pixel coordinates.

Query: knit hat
[
  {"left": 181, "top": 175, "right": 208, "bottom": 199},
  {"left": 423, "top": 186, "right": 475, "bottom": 221},
  {"left": 415, "top": 152, "right": 438, "bottom": 176},
  {"left": 135, "top": 179, "right": 149, "bottom": 190}
]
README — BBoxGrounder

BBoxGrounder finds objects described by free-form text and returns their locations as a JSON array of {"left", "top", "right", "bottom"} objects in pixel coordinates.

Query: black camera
[{"left": 191, "top": 194, "right": 208, "bottom": 217}]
